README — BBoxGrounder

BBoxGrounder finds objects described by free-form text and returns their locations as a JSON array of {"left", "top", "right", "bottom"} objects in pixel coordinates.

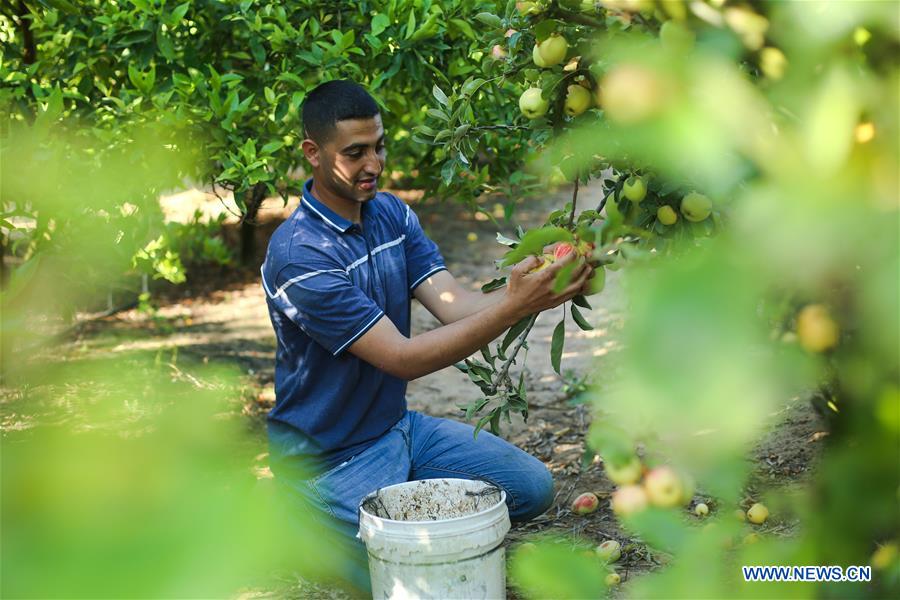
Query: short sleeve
[
  {"left": 403, "top": 203, "right": 446, "bottom": 292},
  {"left": 265, "top": 261, "right": 384, "bottom": 356}
]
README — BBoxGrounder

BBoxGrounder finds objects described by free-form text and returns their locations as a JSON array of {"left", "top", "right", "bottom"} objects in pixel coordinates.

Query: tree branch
[{"left": 488, "top": 312, "right": 539, "bottom": 395}]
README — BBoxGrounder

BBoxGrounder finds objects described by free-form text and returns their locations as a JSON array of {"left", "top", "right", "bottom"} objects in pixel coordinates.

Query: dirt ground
[{"left": 6, "top": 182, "right": 828, "bottom": 598}]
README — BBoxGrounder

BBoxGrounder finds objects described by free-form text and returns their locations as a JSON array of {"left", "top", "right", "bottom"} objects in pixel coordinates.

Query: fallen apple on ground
[
  {"left": 572, "top": 491, "right": 600, "bottom": 515},
  {"left": 694, "top": 502, "right": 709, "bottom": 517},
  {"left": 595, "top": 539, "right": 622, "bottom": 563},
  {"left": 605, "top": 572, "right": 621, "bottom": 586},
  {"left": 747, "top": 502, "right": 769, "bottom": 524}
]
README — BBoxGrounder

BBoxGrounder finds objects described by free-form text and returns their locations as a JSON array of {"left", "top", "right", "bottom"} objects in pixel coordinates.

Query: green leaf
[
  {"left": 449, "top": 18, "right": 476, "bottom": 40},
  {"left": 474, "top": 13, "right": 503, "bottom": 28},
  {"left": 260, "top": 141, "right": 283, "bottom": 155},
  {"left": 550, "top": 319, "right": 565, "bottom": 374},
  {"left": 480, "top": 345, "right": 494, "bottom": 368},
  {"left": 432, "top": 84, "right": 450, "bottom": 107},
  {"left": 404, "top": 10, "right": 416, "bottom": 39},
  {"left": 440, "top": 159, "right": 456, "bottom": 185},
  {"left": 572, "top": 294, "right": 591, "bottom": 309},
  {"left": 570, "top": 304, "right": 593, "bottom": 331},
  {"left": 168, "top": 2, "right": 190, "bottom": 27},
  {"left": 460, "top": 77, "right": 486, "bottom": 97},
  {"left": 501, "top": 315, "right": 532, "bottom": 353},
  {"left": 552, "top": 260, "right": 579, "bottom": 294},
  {"left": 500, "top": 226, "right": 572, "bottom": 267},
  {"left": 496, "top": 232, "right": 518, "bottom": 246},
  {"left": 156, "top": 28, "right": 175, "bottom": 60},
  {"left": 474, "top": 412, "right": 493, "bottom": 438},
  {"left": 371, "top": 13, "right": 390, "bottom": 36},
  {"left": 426, "top": 108, "right": 450, "bottom": 121},
  {"left": 481, "top": 277, "right": 507, "bottom": 293}
]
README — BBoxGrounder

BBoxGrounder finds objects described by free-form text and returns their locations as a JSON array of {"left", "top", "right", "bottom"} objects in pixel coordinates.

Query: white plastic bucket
[{"left": 357, "top": 478, "right": 510, "bottom": 599}]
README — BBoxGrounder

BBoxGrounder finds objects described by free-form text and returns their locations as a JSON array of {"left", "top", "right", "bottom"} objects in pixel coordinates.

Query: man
[{"left": 260, "top": 80, "right": 593, "bottom": 593}]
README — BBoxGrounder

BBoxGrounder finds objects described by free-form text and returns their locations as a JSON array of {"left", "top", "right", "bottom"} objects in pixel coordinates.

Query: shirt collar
[{"left": 300, "top": 179, "right": 355, "bottom": 233}]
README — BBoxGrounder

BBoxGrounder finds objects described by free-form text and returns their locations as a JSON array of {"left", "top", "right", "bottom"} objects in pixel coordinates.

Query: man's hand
[
  {"left": 542, "top": 241, "right": 600, "bottom": 296},
  {"left": 502, "top": 251, "right": 593, "bottom": 321}
]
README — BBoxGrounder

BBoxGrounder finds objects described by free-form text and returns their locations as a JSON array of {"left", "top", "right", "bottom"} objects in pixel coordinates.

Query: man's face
[{"left": 306, "top": 115, "right": 386, "bottom": 204}]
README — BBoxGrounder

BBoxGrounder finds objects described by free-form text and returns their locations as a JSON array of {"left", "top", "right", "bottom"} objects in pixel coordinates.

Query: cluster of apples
[
  {"left": 587, "top": 454, "right": 694, "bottom": 517},
  {"left": 615, "top": 175, "right": 713, "bottom": 224},
  {"left": 519, "top": 32, "right": 596, "bottom": 120}
]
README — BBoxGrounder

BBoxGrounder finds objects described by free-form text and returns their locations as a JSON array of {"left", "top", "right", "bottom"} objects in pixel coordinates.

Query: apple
[
  {"left": 871, "top": 543, "right": 898, "bottom": 571},
  {"left": 595, "top": 539, "right": 621, "bottom": 563},
  {"left": 611, "top": 484, "right": 648, "bottom": 517},
  {"left": 519, "top": 88, "right": 549, "bottom": 119},
  {"left": 605, "top": 572, "right": 621, "bottom": 586},
  {"left": 516, "top": 1, "right": 544, "bottom": 15},
  {"left": 694, "top": 502, "right": 709, "bottom": 517},
  {"left": 604, "top": 455, "right": 643, "bottom": 486},
  {"left": 563, "top": 84, "right": 592, "bottom": 117},
  {"left": 734, "top": 508, "right": 747, "bottom": 522},
  {"left": 659, "top": 20, "right": 695, "bottom": 54},
  {"left": 518, "top": 541, "right": 538, "bottom": 554},
  {"left": 759, "top": 46, "right": 787, "bottom": 80},
  {"left": 491, "top": 44, "right": 507, "bottom": 60},
  {"left": 643, "top": 466, "right": 687, "bottom": 508},
  {"left": 743, "top": 533, "right": 761, "bottom": 545},
  {"left": 554, "top": 242, "right": 575, "bottom": 260},
  {"left": 623, "top": 176, "right": 646, "bottom": 202},
  {"left": 747, "top": 502, "right": 769, "bottom": 524},
  {"left": 600, "top": 64, "right": 666, "bottom": 123},
  {"left": 532, "top": 44, "right": 548, "bottom": 68},
  {"left": 796, "top": 304, "right": 839, "bottom": 353},
  {"left": 660, "top": 0, "right": 687, "bottom": 20},
  {"left": 537, "top": 34, "right": 568, "bottom": 67},
  {"left": 657, "top": 205, "right": 678, "bottom": 225},
  {"left": 680, "top": 191, "right": 712, "bottom": 222},
  {"left": 572, "top": 491, "right": 600, "bottom": 515},
  {"left": 529, "top": 252, "right": 555, "bottom": 273}
]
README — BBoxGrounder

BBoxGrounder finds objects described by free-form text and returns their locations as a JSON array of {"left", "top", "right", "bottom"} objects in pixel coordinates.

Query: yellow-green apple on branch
[
  {"left": 623, "top": 176, "right": 647, "bottom": 202},
  {"left": 536, "top": 34, "right": 568, "bottom": 67},
  {"left": 519, "top": 87, "right": 549, "bottom": 119},
  {"left": 564, "top": 84, "right": 593, "bottom": 117},
  {"left": 680, "top": 191, "right": 712, "bottom": 222},
  {"left": 657, "top": 205, "right": 678, "bottom": 225}
]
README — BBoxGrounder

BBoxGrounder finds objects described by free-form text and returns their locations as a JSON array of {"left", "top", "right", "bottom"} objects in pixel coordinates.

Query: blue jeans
[{"left": 271, "top": 411, "right": 555, "bottom": 595}]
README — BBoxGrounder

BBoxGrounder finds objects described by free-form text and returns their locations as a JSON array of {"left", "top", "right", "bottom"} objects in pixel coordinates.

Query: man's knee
[{"left": 509, "top": 458, "right": 555, "bottom": 522}]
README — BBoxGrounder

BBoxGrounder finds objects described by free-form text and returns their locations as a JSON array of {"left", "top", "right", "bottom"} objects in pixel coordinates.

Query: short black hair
[{"left": 302, "top": 80, "right": 380, "bottom": 143}]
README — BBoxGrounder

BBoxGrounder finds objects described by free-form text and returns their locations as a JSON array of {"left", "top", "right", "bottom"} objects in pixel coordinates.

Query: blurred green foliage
[{"left": 471, "top": 1, "right": 900, "bottom": 599}]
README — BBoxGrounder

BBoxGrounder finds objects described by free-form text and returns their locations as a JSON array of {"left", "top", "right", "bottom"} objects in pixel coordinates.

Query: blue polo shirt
[{"left": 261, "top": 179, "right": 446, "bottom": 470}]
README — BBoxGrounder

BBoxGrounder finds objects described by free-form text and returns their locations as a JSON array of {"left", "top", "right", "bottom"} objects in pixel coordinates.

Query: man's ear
[{"left": 301, "top": 138, "right": 320, "bottom": 168}]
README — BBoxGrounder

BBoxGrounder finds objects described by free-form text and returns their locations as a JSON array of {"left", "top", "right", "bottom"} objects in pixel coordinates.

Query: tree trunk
[
  {"left": 18, "top": 0, "right": 36, "bottom": 65},
  {"left": 240, "top": 183, "right": 267, "bottom": 265}
]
